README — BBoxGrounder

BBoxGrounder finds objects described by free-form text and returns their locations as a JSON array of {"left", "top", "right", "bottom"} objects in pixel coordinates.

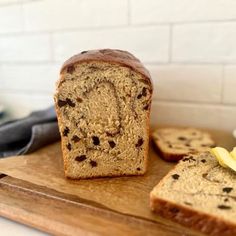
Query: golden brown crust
[
  {"left": 150, "top": 196, "right": 236, "bottom": 236},
  {"left": 66, "top": 170, "right": 147, "bottom": 180},
  {"left": 60, "top": 49, "right": 152, "bottom": 90}
]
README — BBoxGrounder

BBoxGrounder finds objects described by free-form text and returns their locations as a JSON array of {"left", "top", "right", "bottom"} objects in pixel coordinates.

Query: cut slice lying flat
[{"left": 150, "top": 151, "right": 236, "bottom": 236}]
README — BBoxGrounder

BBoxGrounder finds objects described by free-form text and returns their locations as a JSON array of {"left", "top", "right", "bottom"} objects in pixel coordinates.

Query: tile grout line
[
  {"left": 168, "top": 24, "right": 173, "bottom": 63},
  {"left": 19, "top": 0, "right": 25, "bottom": 33},
  {"left": 151, "top": 99, "right": 236, "bottom": 108},
  {"left": 2, "top": 19, "right": 236, "bottom": 38},
  {"left": 49, "top": 32, "right": 55, "bottom": 62},
  {"left": 127, "top": 0, "right": 131, "bottom": 25},
  {"left": 220, "top": 65, "right": 226, "bottom": 104},
  {"left": 2, "top": 61, "right": 236, "bottom": 66}
]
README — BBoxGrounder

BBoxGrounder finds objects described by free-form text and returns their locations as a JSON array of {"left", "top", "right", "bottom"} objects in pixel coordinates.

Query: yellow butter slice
[
  {"left": 230, "top": 147, "right": 236, "bottom": 161},
  {"left": 211, "top": 147, "right": 236, "bottom": 172},
  {"left": 210, "top": 147, "right": 228, "bottom": 168}
]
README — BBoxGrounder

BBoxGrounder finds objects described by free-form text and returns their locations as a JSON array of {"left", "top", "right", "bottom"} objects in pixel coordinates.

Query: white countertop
[{"left": 0, "top": 217, "right": 48, "bottom": 236}]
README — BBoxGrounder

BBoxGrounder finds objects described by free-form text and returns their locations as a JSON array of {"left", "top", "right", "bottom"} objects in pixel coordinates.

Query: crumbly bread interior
[
  {"left": 151, "top": 152, "right": 236, "bottom": 223},
  {"left": 152, "top": 128, "right": 215, "bottom": 156},
  {"left": 55, "top": 61, "right": 152, "bottom": 178}
]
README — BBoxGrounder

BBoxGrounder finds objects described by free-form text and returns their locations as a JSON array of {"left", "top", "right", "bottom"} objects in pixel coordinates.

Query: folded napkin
[{"left": 0, "top": 106, "right": 60, "bottom": 158}]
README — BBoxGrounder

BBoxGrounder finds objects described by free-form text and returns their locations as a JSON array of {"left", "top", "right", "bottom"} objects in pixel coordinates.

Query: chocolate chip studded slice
[
  {"left": 152, "top": 127, "right": 215, "bottom": 162},
  {"left": 150, "top": 151, "right": 236, "bottom": 235}
]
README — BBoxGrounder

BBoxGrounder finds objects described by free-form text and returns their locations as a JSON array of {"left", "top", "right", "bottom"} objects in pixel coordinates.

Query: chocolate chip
[
  {"left": 201, "top": 159, "right": 206, "bottom": 163},
  {"left": 201, "top": 144, "right": 208, "bottom": 147},
  {"left": 143, "top": 104, "right": 149, "bottom": 110},
  {"left": 137, "top": 167, "right": 141, "bottom": 171},
  {"left": 183, "top": 156, "right": 196, "bottom": 162},
  {"left": 66, "top": 98, "right": 75, "bottom": 107},
  {"left": 90, "top": 160, "right": 97, "bottom": 167},
  {"left": 72, "top": 135, "right": 80, "bottom": 143},
  {"left": 168, "top": 144, "right": 173, "bottom": 148},
  {"left": 137, "top": 94, "right": 142, "bottom": 99},
  {"left": 89, "top": 66, "right": 98, "bottom": 71},
  {"left": 75, "top": 155, "right": 87, "bottom": 162},
  {"left": 184, "top": 202, "right": 192, "bottom": 206},
  {"left": 66, "top": 143, "right": 71, "bottom": 151},
  {"left": 67, "top": 65, "right": 75, "bottom": 74},
  {"left": 81, "top": 50, "right": 88, "bottom": 54},
  {"left": 106, "top": 132, "right": 116, "bottom": 137},
  {"left": 172, "top": 174, "right": 180, "bottom": 180},
  {"left": 178, "top": 136, "right": 187, "bottom": 141},
  {"left": 142, "top": 87, "right": 147, "bottom": 96},
  {"left": 185, "top": 143, "right": 190, "bottom": 147},
  {"left": 135, "top": 138, "right": 144, "bottom": 147},
  {"left": 108, "top": 141, "right": 116, "bottom": 148},
  {"left": 224, "top": 198, "right": 229, "bottom": 202},
  {"left": 92, "top": 136, "right": 100, "bottom": 145},
  {"left": 58, "top": 98, "right": 75, "bottom": 107},
  {"left": 58, "top": 99, "right": 67, "bottom": 107},
  {"left": 223, "top": 187, "right": 233, "bottom": 193},
  {"left": 63, "top": 127, "right": 69, "bottom": 137},
  {"left": 217, "top": 205, "right": 231, "bottom": 210},
  {"left": 76, "top": 97, "right": 83, "bottom": 103},
  {"left": 170, "top": 207, "right": 179, "bottom": 213}
]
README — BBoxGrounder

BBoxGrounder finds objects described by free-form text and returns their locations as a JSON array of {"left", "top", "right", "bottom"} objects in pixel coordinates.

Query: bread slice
[
  {"left": 150, "top": 152, "right": 236, "bottom": 236},
  {"left": 152, "top": 128, "right": 215, "bottom": 162},
  {"left": 54, "top": 49, "right": 153, "bottom": 179}
]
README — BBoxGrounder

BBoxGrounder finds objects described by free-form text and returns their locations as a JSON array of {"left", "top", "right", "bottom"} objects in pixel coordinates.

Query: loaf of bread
[
  {"left": 152, "top": 127, "right": 215, "bottom": 162},
  {"left": 150, "top": 152, "right": 236, "bottom": 236},
  {"left": 54, "top": 49, "right": 153, "bottom": 179}
]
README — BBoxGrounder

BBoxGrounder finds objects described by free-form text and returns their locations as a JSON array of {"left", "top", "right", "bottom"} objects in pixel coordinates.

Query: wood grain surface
[{"left": 0, "top": 128, "right": 235, "bottom": 236}]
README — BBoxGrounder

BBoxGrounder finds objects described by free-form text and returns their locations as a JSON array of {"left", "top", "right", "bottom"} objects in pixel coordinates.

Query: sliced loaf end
[{"left": 54, "top": 50, "right": 152, "bottom": 179}]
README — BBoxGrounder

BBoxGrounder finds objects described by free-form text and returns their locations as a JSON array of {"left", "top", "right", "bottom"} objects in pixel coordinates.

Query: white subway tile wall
[
  {"left": 223, "top": 66, "right": 236, "bottom": 105},
  {"left": 172, "top": 22, "right": 236, "bottom": 63},
  {"left": 0, "top": 0, "right": 235, "bottom": 131},
  {"left": 52, "top": 26, "right": 169, "bottom": 63}
]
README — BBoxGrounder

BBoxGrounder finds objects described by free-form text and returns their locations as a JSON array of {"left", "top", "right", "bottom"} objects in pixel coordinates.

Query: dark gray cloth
[{"left": 0, "top": 106, "right": 60, "bottom": 157}]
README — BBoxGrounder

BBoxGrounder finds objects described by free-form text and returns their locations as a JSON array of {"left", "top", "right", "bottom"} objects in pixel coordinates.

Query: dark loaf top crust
[{"left": 60, "top": 49, "right": 153, "bottom": 90}]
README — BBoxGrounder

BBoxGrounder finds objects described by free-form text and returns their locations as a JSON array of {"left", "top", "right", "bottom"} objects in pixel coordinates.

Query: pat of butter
[
  {"left": 230, "top": 147, "right": 236, "bottom": 161},
  {"left": 211, "top": 147, "right": 236, "bottom": 172}
]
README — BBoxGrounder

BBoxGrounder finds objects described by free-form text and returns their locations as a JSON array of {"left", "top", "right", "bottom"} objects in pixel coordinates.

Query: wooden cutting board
[{"left": 0, "top": 128, "right": 235, "bottom": 236}]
